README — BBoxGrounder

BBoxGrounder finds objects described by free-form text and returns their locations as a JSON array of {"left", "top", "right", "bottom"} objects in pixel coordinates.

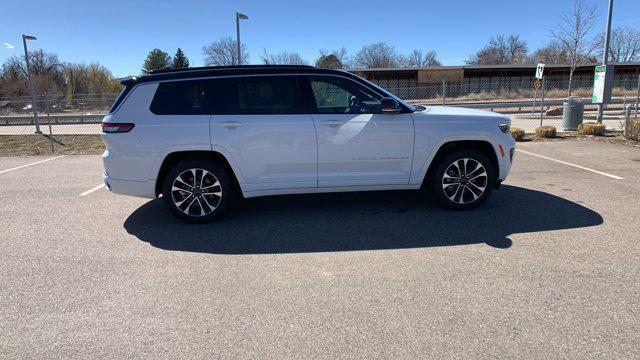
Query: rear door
[
  {"left": 303, "top": 75, "right": 414, "bottom": 187},
  {"left": 210, "top": 75, "right": 317, "bottom": 192}
]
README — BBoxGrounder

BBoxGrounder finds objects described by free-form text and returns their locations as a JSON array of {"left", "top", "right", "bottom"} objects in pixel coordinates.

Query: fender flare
[{"left": 412, "top": 133, "right": 500, "bottom": 186}]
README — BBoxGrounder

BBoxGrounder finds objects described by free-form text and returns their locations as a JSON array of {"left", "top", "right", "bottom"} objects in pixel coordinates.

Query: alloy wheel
[
  {"left": 441, "top": 158, "right": 488, "bottom": 205},
  {"left": 171, "top": 168, "right": 222, "bottom": 217}
]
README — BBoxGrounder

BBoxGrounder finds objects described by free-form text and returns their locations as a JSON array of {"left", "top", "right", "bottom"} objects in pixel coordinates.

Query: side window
[
  {"left": 234, "top": 76, "right": 302, "bottom": 114},
  {"left": 308, "top": 76, "right": 381, "bottom": 114},
  {"left": 150, "top": 80, "right": 210, "bottom": 115}
]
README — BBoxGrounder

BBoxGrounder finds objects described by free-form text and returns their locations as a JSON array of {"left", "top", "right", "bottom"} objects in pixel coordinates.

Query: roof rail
[{"left": 148, "top": 64, "right": 315, "bottom": 75}]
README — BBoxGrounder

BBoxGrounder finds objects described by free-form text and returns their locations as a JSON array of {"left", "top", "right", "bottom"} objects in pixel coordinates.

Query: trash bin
[{"left": 563, "top": 97, "right": 585, "bottom": 131}]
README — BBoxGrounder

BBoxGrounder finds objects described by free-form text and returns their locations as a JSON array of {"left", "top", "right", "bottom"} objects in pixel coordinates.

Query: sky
[{"left": 1, "top": 0, "right": 639, "bottom": 78}]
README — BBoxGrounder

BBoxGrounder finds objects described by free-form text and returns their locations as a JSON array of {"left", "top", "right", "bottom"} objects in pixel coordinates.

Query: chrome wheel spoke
[
  {"left": 175, "top": 177, "right": 193, "bottom": 191},
  {"left": 201, "top": 180, "right": 220, "bottom": 190},
  {"left": 469, "top": 171, "right": 487, "bottom": 181},
  {"left": 174, "top": 194, "right": 192, "bottom": 208},
  {"left": 200, "top": 195, "right": 216, "bottom": 211},
  {"left": 468, "top": 181, "right": 486, "bottom": 193},
  {"left": 195, "top": 197, "right": 206, "bottom": 216},
  {"left": 465, "top": 185, "right": 480, "bottom": 200}
]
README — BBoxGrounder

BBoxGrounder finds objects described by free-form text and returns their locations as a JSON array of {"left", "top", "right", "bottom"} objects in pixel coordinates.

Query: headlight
[{"left": 498, "top": 123, "right": 510, "bottom": 133}]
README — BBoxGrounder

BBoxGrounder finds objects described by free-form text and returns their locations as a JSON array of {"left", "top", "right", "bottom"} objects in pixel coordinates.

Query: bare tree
[
  {"left": 552, "top": 0, "right": 598, "bottom": 96},
  {"left": 406, "top": 49, "right": 441, "bottom": 67},
  {"left": 64, "top": 63, "right": 89, "bottom": 99},
  {"left": 260, "top": 49, "right": 308, "bottom": 65},
  {"left": 466, "top": 34, "right": 529, "bottom": 65},
  {"left": 0, "top": 56, "right": 29, "bottom": 97},
  {"left": 1, "top": 51, "right": 119, "bottom": 102},
  {"left": 202, "top": 37, "right": 249, "bottom": 66},
  {"left": 532, "top": 40, "right": 568, "bottom": 64},
  {"left": 0, "top": 50, "right": 65, "bottom": 97},
  {"left": 595, "top": 26, "right": 640, "bottom": 62},
  {"left": 353, "top": 42, "right": 403, "bottom": 68}
]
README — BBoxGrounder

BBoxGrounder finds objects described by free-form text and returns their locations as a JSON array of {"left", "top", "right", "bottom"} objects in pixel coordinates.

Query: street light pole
[
  {"left": 22, "top": 34, "right": 41, "bottom": 133},
  {"left": 235, "top": 12, "right": 248, "bottom": 65},
  {"left": 596, "top": 0, "right": 614, "bottom": 123}
]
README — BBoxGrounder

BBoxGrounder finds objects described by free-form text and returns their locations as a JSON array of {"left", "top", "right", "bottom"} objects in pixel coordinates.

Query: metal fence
[
  {"left": 1, "top": 75, "right": 639, "bottom": 137},
  {"left": 371, "top": 74, "right": 639, "bottom": 105}
]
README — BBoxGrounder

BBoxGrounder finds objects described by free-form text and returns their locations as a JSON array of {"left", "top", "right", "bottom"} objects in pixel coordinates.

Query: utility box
[{"left": 563, "top": 97, "right": 585, "bottom": 131}]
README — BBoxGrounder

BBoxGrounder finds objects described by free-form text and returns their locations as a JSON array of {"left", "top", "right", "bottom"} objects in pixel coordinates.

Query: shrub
[
  {"left": 624, "top": 118, "right": 640, "bottom": 140},
  {"left": 577, "top": 122, "right": 606, "bottom": 136},
  {"left": 545, "top": 107, "right": 563, "bottom": 116},
  {"left": 510, "top": 127, "right": 525, "bottom": 141},
  {"left": 535, "top": 125, "right": 557, "bottom": 138}
]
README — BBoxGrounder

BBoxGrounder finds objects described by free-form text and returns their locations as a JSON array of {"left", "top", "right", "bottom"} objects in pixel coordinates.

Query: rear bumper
[{"left": 103, "top": 172, "right": 155, "bottom": 199}]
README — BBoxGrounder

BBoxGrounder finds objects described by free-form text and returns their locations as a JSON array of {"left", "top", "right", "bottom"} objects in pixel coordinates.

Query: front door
[{"left": 304, "top": 75, "right": 414, "bottom": 187}]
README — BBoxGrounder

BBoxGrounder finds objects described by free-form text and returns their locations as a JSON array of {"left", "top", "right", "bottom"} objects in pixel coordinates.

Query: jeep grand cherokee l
[{"left": 102, "top": 65, "right": 515, "bottom": 223}]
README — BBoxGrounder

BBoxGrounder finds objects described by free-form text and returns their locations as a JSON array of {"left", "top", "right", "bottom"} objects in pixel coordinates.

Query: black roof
[{"left": 120, "top": 65, "right": 355, "bottom": 85}]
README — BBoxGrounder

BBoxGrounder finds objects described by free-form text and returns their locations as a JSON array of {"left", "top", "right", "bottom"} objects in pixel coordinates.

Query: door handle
[
  {"left": 319, "top": 120, "right": 344, "bottom": 127},
  {"left": 218, "top": 121, "right": 244, "bottom": 128}
]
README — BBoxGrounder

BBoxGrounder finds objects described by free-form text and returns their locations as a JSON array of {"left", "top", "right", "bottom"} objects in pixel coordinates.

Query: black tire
[
  {"left": 430, "top": 149, "right": 495, "bottom": 210},
  {"left": 162, "top": 159, "right": 235, "bottom": 223}
]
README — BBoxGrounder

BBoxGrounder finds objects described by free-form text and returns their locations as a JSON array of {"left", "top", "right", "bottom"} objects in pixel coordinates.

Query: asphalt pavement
[{"left": 1, "top": 139, "right": 639, "bottom": 359}]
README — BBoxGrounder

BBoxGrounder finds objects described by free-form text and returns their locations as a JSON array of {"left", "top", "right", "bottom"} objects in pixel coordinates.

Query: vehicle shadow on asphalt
[{"left": 124, "top": 185, "right": 603, "bottom": 254}]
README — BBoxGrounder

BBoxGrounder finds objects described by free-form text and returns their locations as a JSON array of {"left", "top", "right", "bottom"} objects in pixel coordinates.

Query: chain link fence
[
  {"left": 0, "top": 93, "right": 118, "bottom": 136},
  {"left": 369, "top": 73, "right": 639, "bottom": 132},
  {"left": 1, "top": 75, "right": 639, "bottom": 137}
]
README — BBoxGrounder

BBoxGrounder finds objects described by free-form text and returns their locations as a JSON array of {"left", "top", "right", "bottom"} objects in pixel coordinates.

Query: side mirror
[{"left": 381, "top": 97, "right": 402, "bottom": 114}]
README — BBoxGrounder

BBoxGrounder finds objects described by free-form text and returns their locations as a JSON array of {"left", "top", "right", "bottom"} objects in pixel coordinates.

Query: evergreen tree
[
  {"left": 315, "top": 54, "right": 343, "bottom": 69},
  {"left": 172, "top": 48, "right": 190, "bottom": 68},
  {"left": 142, "top": 49, "right": 171, "bottom": 74}
]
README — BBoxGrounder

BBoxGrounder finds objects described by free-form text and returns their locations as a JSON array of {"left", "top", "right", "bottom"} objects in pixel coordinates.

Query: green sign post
[{"left": 592, "top": 65, "right": 613, "bottom": 104}]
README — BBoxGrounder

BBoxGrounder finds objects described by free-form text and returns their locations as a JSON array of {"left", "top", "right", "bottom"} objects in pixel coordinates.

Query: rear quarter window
[
  {"left": 109, "top": 86, "right": 132, "bottom": 113},
  {"left": 150, "top": 80, "right": 211, "bottom": 115}
]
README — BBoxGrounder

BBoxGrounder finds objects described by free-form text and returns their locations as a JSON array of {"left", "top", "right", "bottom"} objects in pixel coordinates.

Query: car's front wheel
[
  {"left": 431, "top": 149, "right": 495, "bottom": 210},
  {"left": 162, "top": 159, "right": 234, "bottom": 223}
]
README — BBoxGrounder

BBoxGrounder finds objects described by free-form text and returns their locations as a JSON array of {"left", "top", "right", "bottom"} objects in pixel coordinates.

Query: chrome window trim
[{"left": 110, "top": 72, "right": 414, "bottom": 115}]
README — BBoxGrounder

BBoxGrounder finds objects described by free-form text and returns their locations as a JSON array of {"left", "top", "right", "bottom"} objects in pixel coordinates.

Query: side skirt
[{"left": 242, "top": 184, "right": 420, "bottom": 199}]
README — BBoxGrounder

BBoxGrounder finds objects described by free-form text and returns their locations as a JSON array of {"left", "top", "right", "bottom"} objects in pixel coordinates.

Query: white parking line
[
  {"left": 0, "top": 155, "right": 67, "bottom": 175},
  {"left": 79, "top": 183, "right": 105, "bottom": 196},
  {"left": 516, "top": 149, "right": 624, "bottom": 180}
]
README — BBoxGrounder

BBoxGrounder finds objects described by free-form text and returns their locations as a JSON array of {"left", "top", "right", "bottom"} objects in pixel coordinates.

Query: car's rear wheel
[
  {"left": 162, "top": 159, "right": 234, "bottom": 223},
  {"left": 431, "top": 149, "right": 495, "bottom": 210}
]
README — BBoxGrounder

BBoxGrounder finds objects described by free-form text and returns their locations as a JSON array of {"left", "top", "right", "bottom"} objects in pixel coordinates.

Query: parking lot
[{"left": 1, "top": 139, "right": 639, "bottom": 359}]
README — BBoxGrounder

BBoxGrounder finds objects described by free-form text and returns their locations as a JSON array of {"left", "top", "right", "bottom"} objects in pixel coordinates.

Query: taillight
[{"left": 102, "top": 123, "right": 135, "bottom": 133}]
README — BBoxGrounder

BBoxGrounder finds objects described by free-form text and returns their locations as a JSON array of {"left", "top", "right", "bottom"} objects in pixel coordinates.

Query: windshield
[{"left": 361, "top": 78, "right": 416, "bottom": 112}]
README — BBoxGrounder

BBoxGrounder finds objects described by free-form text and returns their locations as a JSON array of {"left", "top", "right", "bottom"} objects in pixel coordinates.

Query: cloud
[{"left": 4, "top": 42, "right": 15, "bottom": 49}]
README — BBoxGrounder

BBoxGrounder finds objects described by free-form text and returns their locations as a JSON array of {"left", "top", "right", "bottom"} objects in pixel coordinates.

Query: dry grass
[
  {"left": 545, "top": 107, "right": 563, "bottom": 116},
  {"left": 0, "top": 135, "right": 104, "bottom": 156},
  {"left": 535, "top": 126, "right": 557, "bottom": 138},
  {"left": 439, "top": 86, "right": 633, "bottom": 103},
  {"left": 625, "top": 118, "right": 640, "bottom": 140},
  {"left": 510, "top": 128, "right": 526, "bottom": 141},
  {"left": 577, "top": 122, "right": 606, "bottom": 136}
]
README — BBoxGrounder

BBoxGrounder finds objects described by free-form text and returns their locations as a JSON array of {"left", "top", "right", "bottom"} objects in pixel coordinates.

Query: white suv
[{"left": 102, "top": 65, "right": 515, "bottom": 223}]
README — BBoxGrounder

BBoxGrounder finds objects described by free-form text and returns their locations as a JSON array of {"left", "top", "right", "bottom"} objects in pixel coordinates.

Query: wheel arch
[
  {"left": 154, "top": 150, "right": 242, "bottom": 197},
  {"left": 421, "top": 140, "right": 499, "bottom": 188}
]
